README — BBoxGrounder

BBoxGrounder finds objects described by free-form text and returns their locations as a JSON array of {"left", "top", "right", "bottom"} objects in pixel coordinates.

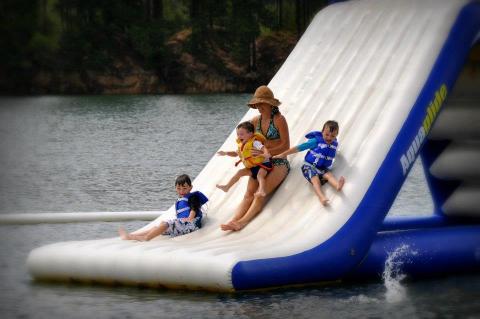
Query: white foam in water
[{"left": 382, "top": 244, "right": 416, "bottom": 303}]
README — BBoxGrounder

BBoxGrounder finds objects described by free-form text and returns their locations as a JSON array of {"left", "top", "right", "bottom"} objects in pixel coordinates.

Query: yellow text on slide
[{"left": 400, "top": 84, "right": 448, "bottom": 176}]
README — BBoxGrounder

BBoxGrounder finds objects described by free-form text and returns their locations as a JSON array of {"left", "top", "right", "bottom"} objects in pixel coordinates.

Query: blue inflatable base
[{"left": 348, "top": 225, "right": 480, "bottom": 280}]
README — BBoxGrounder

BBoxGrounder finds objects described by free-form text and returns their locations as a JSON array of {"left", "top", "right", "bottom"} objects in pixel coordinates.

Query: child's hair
[
  {"left": 323, "top": 120, "right": 339, "bottom": 133},
  {"left": 175, "top": 174, "right": 192, "bottom": 186},
  {"left": 237, "top": 121, "right": 255, "bottom": 133}
]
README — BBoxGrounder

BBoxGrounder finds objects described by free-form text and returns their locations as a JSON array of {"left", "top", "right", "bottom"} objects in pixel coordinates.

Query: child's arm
[
  {"left": 273, "top": 138, "right": 317, "bottom": 159},
  {"left": 217, "top": 150, "right": 238, "bottom": 157},
  {"left": 182, "top": 192, "right": 207, "bottom": 222},
  {"left": 182, "top": 209, "right": 197, "bottom": 222},
  {"left": 272, "top": 146, "right": 300, "bottom": 159}
]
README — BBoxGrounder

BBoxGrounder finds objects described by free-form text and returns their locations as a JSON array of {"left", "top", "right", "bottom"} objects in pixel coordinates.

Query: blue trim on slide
[
  {"left": 381, "top": 215, "right": 448, "bottom": 231},
  {"left": 381, "top": 215, "right": 480, "bottom": 231},
  {"left": 231, "top": 2, "right": 480, "bottom": 291}
]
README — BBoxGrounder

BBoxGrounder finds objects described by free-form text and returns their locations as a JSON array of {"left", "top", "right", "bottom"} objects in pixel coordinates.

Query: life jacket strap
[
  {"left": 257, "top": 162, "right": 273, "bottom": 172},
  {"left": 243, "top": 157, "right": 273, "bottom": 172}
]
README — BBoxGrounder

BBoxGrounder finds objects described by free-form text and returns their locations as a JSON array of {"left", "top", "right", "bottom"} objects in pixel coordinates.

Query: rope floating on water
[{"left": 0, "top": 211, "right": 163, "bottom": 225}]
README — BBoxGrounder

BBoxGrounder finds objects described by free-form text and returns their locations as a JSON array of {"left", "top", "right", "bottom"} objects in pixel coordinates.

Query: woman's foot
[
  {"left": 220, "top": 220, "right": 245, "bottom": 231},
  {"left": 118, "top": 227, "right": 129, "bottom": 240},
  {"left": 220, "top": 223, "right": 230, "bottom": 231},
  {"left": 254, "top": 189, "right": 266, "bottom": 197},
  {"left": 337, "top": 176, "right": 345, "bottom": 191},
  {"left": 216, "top": 184, "right": 230, "bottom": 192},
  {"left": 229, "top": 220, "right": 245, "bottom": 231}
]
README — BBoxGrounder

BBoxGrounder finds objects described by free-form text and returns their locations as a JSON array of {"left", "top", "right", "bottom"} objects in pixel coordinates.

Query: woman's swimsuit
[
  {"left": 256, "top": 115, "right": 290, "bottom": 172},
  {"left": 257, "top": 115, "right": 281, "bottom": 140}
]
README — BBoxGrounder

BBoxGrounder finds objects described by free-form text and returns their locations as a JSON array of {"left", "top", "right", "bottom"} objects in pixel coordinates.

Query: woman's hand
[{"left": 250, "top": 149, "right": 263, "bottom": 157}]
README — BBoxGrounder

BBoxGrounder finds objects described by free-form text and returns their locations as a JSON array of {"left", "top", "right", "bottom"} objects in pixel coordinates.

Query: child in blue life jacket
[
  {"left": 274, "top": 120, "right": 345, "bottom": 206},
  {"left": 216, "top": 121, "right": 273, "bottom": 197},
  {"left": 119, "top": 174, "right": 208, "bottom": 241}
]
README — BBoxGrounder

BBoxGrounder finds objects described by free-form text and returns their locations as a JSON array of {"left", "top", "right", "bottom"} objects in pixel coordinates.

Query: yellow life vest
[{"left": 236, "top": 133, "right": 268, "bottom": 168}]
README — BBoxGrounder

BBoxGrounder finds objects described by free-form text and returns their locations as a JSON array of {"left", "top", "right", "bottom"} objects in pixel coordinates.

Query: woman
[{"left": 221, "top": 85, "right": 290, "bottom": 231}]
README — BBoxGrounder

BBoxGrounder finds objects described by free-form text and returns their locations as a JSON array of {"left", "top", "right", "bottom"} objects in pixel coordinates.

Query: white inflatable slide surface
[{"left": 27, "top": 0, "right": 479, "bottom": 291}]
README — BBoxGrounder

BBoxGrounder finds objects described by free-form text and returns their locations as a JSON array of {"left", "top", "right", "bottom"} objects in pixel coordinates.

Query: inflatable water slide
[{"left": 27, "top": 0, "right": 480, "bottom": 291}]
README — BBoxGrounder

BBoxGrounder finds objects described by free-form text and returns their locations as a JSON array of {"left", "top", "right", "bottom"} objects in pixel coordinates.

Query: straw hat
[{"left": 247, "top": 85, "right": 281, "bottom": 108}]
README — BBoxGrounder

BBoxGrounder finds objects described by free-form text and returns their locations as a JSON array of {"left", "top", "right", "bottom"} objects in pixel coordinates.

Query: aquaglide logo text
[{"left": 400, "top": 84, "right": 448, "bottom": 176}]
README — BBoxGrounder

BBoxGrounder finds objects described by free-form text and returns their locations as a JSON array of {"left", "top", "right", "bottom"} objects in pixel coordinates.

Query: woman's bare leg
[
  {"left": 228, "top": 164, "right": 289, "bottom": 231},
  {"left": 216, "top": 168, "right": 251, "bottom": 192},
  {"left": 311, "top": 176, "right": 329, "bottom": 206},
  {"left": 220, "top": 177, "right": 258, "bottom": 231}
]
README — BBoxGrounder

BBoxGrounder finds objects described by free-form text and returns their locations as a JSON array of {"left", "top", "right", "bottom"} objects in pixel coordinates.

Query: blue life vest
[
  {"left": 303, "top": 131, "right": 338, "bottom": 170},
  {"left": 175, "top": 191, "right": 208, "bottom": 220}
]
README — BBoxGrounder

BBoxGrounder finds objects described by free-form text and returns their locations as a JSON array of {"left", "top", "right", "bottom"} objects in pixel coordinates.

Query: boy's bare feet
[
  {"left": 337, "top": 176, "right": 345, "bottom": 191},
  {"left": 118, "top": 227, "right": 129, "bottom": 240},
  {"left": 319, "top": 197, "right": 329, "bottom": 206},
  {"left": 216, "top": 184, "right": 230, "bottom": 192}
]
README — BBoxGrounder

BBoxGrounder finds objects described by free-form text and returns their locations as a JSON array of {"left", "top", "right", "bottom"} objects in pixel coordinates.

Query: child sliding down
[
  {"left": 119, "top": 174, "right": 208, "bottom": 241},
  {"left": 274, "top": 120, "right": 345, "bottom": 206},
  {"left": 216, "top": 121, "right": 272, "bottom": 197}
]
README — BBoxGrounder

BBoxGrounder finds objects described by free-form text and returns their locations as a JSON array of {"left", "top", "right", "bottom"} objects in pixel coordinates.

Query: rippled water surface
[{"left": 0, "top": 95, "right": 478, "bottom": 319}]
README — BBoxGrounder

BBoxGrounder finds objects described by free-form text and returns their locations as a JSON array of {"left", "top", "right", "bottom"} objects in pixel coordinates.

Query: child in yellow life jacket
[{"left": 216, "top": 121, "right": 273, "bottom": 197}]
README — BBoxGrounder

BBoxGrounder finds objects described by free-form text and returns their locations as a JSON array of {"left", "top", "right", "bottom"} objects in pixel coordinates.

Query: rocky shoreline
[{"left": 24, "top": 31, "right": 297, "bottom": 95}]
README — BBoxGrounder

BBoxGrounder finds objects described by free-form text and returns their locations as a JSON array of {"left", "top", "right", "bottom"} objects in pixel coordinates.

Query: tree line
[{"left": 0, "top": 0, "right": 328, "bottom": 93}]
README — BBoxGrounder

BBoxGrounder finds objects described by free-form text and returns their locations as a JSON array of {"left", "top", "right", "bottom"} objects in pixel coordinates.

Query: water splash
[{"left": 382, "top": 244, "right": 414, "bottom": 303}]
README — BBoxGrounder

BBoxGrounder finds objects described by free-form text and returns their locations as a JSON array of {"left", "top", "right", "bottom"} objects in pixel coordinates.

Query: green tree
[
  {"left": 0, "top": 0, "right": 58, "bottom": 92},
  {"left": 227, "top": 0, "right": 266, "bottom": 71}
]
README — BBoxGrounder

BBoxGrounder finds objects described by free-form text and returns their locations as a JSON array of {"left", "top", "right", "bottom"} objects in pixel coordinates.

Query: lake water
[{"left": 0, "top": 95, "right": 478, "bottom": 319}]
